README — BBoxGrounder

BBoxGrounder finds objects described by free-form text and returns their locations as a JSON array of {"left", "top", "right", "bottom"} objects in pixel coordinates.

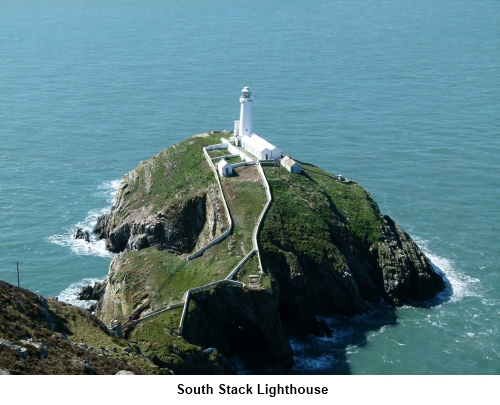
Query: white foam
[
  {"left": 57, "top": 277, "right": 105, "bottom": 308},
  {"left": 94, "top": 179, "right": 121, "bottom": 204},
  {"left": 47, "top": 180, "right": 120, "bottom": 258},
  {"left": 414, "top": 237, "right": 481, "bottom": 304}
]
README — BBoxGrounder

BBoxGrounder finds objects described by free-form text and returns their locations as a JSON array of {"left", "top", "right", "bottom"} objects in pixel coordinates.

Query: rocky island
[
  {"left": 0, "top": 131, "right": 444, "bottom": 374},
  {"left": 89, "top": 131, "right": 444, "bottom": 372}
]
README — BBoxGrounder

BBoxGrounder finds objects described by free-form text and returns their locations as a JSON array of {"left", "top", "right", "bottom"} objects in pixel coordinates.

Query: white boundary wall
[
  {"left": 131, "top": 301, "right": 185, "bottom": 325},
  {"left": 187, "top": 148, "right": 234, "bottom": 260},
  {"left": 178, "top": 144, "right": 275, "bottom": 335},
  {"left": 254, "top": 163, "right": 273, "bottom": 274},
  {"left": 205, "top": 143, "right": 228, "bottom": 151},
  {"left": 225, "top": 250, "right": 256, "bottom": 280}
]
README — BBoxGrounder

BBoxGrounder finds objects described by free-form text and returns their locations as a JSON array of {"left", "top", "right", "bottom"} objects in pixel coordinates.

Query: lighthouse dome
[{"left": 241, "top": 85, "right": 252, "bottom": 99}]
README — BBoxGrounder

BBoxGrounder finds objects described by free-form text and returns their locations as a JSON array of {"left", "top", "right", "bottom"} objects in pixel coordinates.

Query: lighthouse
[{"left": 238, "top": 85, "right": 253, "bottom": 137}]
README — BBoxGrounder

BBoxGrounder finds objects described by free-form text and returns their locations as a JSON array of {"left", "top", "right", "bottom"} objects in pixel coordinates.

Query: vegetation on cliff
[
  {"left": 0, "top": 279, "right": 233, "bottom": 375},
  {"left": 260, "top": 162, "right": 444, "bottom": 333},
  {"left": 0, "top": 133, "right": 445, "bottom": 374},
  {"left": 89, "top": 133, "right": 444, "bottom": 372},
  {"left": 0, "top": 281, "right": 162, "bottom": 374}
]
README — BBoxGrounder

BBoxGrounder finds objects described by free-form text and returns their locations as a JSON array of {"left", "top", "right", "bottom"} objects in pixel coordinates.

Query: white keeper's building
[{"left": 241, "top": 134, "right": 281, "bottom": 161}]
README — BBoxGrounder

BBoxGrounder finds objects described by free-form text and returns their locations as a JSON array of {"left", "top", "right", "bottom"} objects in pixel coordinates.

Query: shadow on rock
[
  {"left": 405, "top": 257, "right": 453, "bottom": 309},
  {"left": 234, "top": 301, "right": 398, "bottom": 375}
]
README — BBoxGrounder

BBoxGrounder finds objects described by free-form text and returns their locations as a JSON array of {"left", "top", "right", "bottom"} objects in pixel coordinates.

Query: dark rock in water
[
  {"left": 74, "top": 227, "right": 90, "bottom": 243},
  {"left": 93, "top": 214, "right": 110, "bottom": 239},
  {"left": 77, "top": 281, "right": 106, "bottom": 301},
  {"left": 318, "top": 320, "right": 332, "bottom": 338},
  {"left": 78, "top": 285, "right": 94, "bottom": 300}
]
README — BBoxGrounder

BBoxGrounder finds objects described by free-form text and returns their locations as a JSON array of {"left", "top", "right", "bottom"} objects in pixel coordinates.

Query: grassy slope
[
  {"left": 301, "top": 163, "right": 384, "bottom": 246},
  {"left": 111, "top": 135, "right": 220, "bottom": 228},
  {"left": 261, "top": 163, "right": 385, "bottom": 274},
  {"left": 234, "top": 253, "right": 260, "bottom": 285},
  {"left": 0, "top": 281, "right": 161, "bottom": 375},
  {"left": 109, "top": 146, "right": 266, "bottom": 327},
  {"left": 221, "top": 169, "right": 266, "bottom": 254},
  {"left": 126, "top": 308, "right": 196, "bottom": 367}
]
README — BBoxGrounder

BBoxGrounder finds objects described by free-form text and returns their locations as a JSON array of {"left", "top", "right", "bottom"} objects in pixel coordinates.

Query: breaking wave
[
  {"left": 286, "top": 236, "right": 480, "bottom": 374},
  {"left": 57, "top": 277, "right": 105, "bottom": 308},
  {"left": 414, "top": 237, "right": 481, "bottom": 305},
  {"left": 47, "top": 180, "right": 120, "bottom": 258}
]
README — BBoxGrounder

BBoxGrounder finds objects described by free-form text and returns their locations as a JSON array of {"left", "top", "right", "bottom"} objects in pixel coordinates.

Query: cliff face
[
  {"left": 94, "top": 145, "right": 228, "bottom": 254},
  {"left": 93, "top": 134, "right": 444, "bottom": 371},
  {"left": 260, "top": 164, "right": 444, "bottom": 334},
  {"left": 182, "top": 285, "right": 294, "bottom": 368}
]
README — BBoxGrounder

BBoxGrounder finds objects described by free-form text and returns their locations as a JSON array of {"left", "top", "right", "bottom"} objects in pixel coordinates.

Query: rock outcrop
[
  {"left": 94, "top": 155, "right": 228, "bottom": 255},
  {"left": 77, "top": 280, "right": 106, "bottom": 301},
  {"left": 183, "top": 285, "right": 294, "bottom": 368},
  {"left": 92, "top": 134, "right": 445, "bottom": 371},
  {"left": 377, "top": 215, "right": 444, "bottom": 304},
  {"left": 260, "top": 164, "right": 445, "bottom": 336},
  {"left": 74, "top": 227, "right": 90, "bottom": 243}
]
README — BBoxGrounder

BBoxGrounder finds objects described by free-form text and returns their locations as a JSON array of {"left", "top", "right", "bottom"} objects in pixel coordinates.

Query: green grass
[
  {"left": 233, "top": 253, "right": 260, "bottom": 285},
  {"left": 259, "top": 163, "right": 386, "bottom": 277},
  {"left": 111, "top": 164, "right": 268, "bottom": 312},
  {"left": 130, "top": 308, "right": 185, "bottom": 347},
  {"left": 300, "top": 163, "right": 384, "bottom": 246},
  {"left": 112, "top": 135, "right": 223, "bottom": 227},
  {"left": 261, "top": 166, "right": 346, "bottom": 268},
  {"left": 259, "top": 273, "right": 272, "bottom": 290},
  {"left": 221, "top": 172, "right": 267, "bottom": 253},
  {"left": 128, "top": 308, "right": 199, "bottom": 365},
  {"left": 113, "top": 247, "right": 240, "bottom": 312},
  {"left": 224, "top": 156, "right": 243, "bottom": 164}
]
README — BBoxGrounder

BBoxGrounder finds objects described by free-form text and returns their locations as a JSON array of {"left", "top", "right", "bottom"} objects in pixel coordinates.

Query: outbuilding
[
  {"left": 218, "top": 158, "right": 233, "bottom": 177},
  {"left": 281, "top": 156, "right": 301, "bottom": 173}
]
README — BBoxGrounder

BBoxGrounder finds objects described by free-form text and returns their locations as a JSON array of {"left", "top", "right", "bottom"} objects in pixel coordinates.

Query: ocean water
[{"left": 1, "top": 0, "right": 499, "bottom": 374}]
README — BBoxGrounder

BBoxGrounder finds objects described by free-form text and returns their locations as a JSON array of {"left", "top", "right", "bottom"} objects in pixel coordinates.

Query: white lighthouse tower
[{"left": 238, "top": 85, "right": 253, "bottom": 137}]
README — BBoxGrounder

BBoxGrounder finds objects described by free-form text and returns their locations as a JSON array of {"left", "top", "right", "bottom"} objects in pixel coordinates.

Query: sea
[{"left": 1, "top": 0, "right": 499, "bottom": 375}]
